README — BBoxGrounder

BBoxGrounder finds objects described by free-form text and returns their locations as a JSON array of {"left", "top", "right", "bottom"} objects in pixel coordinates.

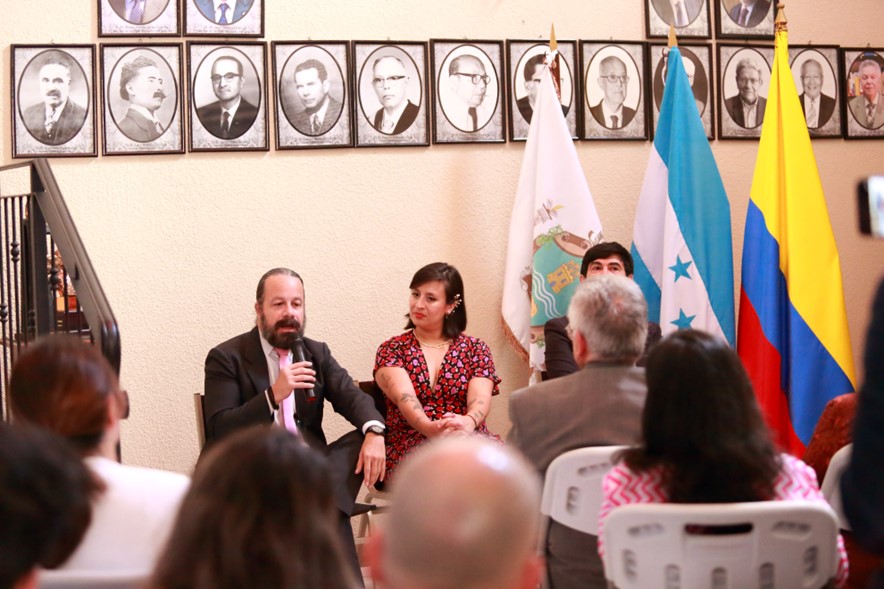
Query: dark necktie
[
  {"left": 221, "top": 111, "right": 230, "bottom": 138},
  {"left": 611, "top": 114, "right": 619, "bottom": 129},
  {"left": 311, "top": 113, "right": 321, "bottom": 134},
  {"left": 739, "top": 6, "right": 749, "bottom": 26},
  {"left": 868, "top": 103, "right": 876, "bottom": 127},
  {"left": 129, "top": 0, "right": 144, "bottom": 22},
  {"left": 468, "top": 107, "right": 477, "bottom": 131},
  {"left": 218, "top": 2, "right": 229, "bottom": 24}
]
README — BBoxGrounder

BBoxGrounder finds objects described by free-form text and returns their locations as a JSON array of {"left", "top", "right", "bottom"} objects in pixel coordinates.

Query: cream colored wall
[{"left": 3, "top": 0, "right": 884, "bottom": 474}]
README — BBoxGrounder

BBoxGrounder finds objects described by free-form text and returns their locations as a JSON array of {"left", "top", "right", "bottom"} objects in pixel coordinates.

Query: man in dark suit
[
  {"left": 21, "top": 52, "right": 87, "bottom": 146},
  {"left": 515, "top": 53, "right": 570, "bottom": 125},
  {"left": 204, "top": 267, "right": 385, "bottom": 582},
  {"left": 288, "top": 59, "right": 343, "bottom": 136},
  {"left": 728, "top": 0, "right": 771, "bottom": 28},
  {"left": 370, "top": 55, "right": 419, "bottom": 135},
  {"left": 798, "top": 58, "right": 836, "bottom": 129},
  {"left": 544, "top": 242, "right": 662, "bottom": 380},
  {"left": 117, "top": 55, "right": 167, "bottom": 143},
  {"left": 510, "top": 275, "right": 649, "bottom": 589},
  {"left": 196, "top": 55, "right": 258, "bottom": 140},
  {"left": 108, "top": 0, "right": 166, "bottom": 23},
  {"left": 193, "top": 0, "right": 252, "bottom": 24},
  {"left": 590, "top": 55, "right": 636, "bottom": 129},
  {"left": 725, "top": 58, "right": 767, "bottom": 128}
]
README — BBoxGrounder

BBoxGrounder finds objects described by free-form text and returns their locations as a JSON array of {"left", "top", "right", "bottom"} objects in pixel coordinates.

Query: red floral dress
[{"left": 374, "top": 331, "right": 502, "bottom": 481}]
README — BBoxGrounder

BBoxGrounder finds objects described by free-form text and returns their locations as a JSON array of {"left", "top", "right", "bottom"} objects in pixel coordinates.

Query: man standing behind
[
  {"left": 799, "top": 58, "right": 836, "bottom": 129},
  {"left": 725, "top": 58, "right": 767, "bottom": 129},
  {"left": 446, "top": 54, "right": 490, "bottom": 132},
  {"left": 510, "top": 275, "right": 649, "bottom": 589},
  {"left": 22, "top": 52, "right": 87, "bottom": 146},
  {"left": 117, "top": 55, "right": 167, "bottom": 142},
  {"left": 204, "top": 267, "right": 385, "bottom": 583},
  {"left": 590, "top": 55, "right": 636, "bottom": 129},
  {"left": 849, "top": 59, "right": 884, "bottom": 130},
  {"left": 371, "top": 55, "right": 419, "bottom": 135},
  {"left": 290, "top": 59, "right": 343, "bottom": 136},
  {"left": 196, "top": 55, "right": 258, "bottom": 140}
]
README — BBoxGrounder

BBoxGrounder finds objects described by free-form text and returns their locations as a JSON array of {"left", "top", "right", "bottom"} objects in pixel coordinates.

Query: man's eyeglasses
[
  {"left": 211, "top": 73, "right": 241, "bottom": 84},
  {"left": 372, "top": 75, "right": 406, "bottom": 86},
  {"left": 600, "top": 75, "right": 629, "bottom": 85},
  {"left": 453, "top": 72, "right": 490, "bottom": 85}
]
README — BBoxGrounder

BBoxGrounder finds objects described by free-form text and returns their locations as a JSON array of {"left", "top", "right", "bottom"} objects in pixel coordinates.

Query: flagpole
[{"left": 548, "top": 24, "right": 562, "bottom": 102}]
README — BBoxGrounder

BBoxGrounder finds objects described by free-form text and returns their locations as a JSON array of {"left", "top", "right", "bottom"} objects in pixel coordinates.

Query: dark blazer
[
  {"left": 589, "top": 102, "right": 636, "bottom": 129},
  {"left": 799, "top": 92, "right": 836, "bottom": 128},
  {"left": 196, "top": 98, "right": 259, "bottom": 139},
  {"left": 290, "top": 96, "right": 343, "bottom": 136},
  {"left": 543, "top": 315, "right": 662, "bottom": 380},
  {"left": 372, "top": 100, "right": 419, "bottom": 135},
  {"left": 728, "top": 0, "right": 771, "bottom": 27},
  {"left": 22, "top": 100, "right": 87, "bottom": 145},
  {"left": 725, "top": 94, "right": 767, "bottom": 128},
  {"left": 108, "top": 0, "right": 167, "bottom": 23},
  {"left": 117, "top": 107, "right": 162, "bottom": 142},
  {"left": 194, "top": 0, "right": 252, "bottom": 23}
]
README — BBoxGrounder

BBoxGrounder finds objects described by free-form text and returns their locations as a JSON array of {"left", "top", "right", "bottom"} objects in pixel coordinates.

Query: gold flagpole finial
[
  {"left": 668, "top": 25, "right": 678, "bottom": 48},
  {"left": 549, "top": 23, "right": 558, "bottom": 52},
  {"left": 775, "top": 1, "right": 787, "bottom": 31}
]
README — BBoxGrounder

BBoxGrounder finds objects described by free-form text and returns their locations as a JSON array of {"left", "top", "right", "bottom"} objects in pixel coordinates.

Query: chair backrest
[
  {"left": 193, "top": 392, "right": 206, "bottom": 448},
  {"left": 540, "top": 445, "right": 627, "bottom": 535},
  {"left": 820, "top": 443, "right": 852, "bottom": 531},
  {"left": 356, "top": 380, "right": 387, "bottom": 419},
  {"left": 602, "top": 500, "right": 840, "bottom": 589},
  {"left": 38, "top": 568, "right": 149, "bottom": 589}
]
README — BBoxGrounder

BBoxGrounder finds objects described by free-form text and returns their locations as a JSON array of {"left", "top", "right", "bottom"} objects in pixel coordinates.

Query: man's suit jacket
[
  {"left": 728, "top": 0, "right": 771, "bottom": 27},
  {"left": 800, "top": 92, "right": 836, "bottom": 128},
  {"left": 652, "top": 0, "right": 702, "bottom": 26},
  {"left": 849, "top": 95, "right": 884, "bottom": 130},
  {"left": 725, "top": 94, "right": 767, "bottom": 128},
  {"left": 589, "top": 102, "right": 636, "bottom": 129},
  {"left": 543, "top": 315, "right": 662, "bottom": 380},
  {"left": 372, "top": 100, "right": 419, "bottom": 135},
  {"left": 509, "top": 364, "right": 647, "bottom": 589},
  {"left": 194, "top": 0, "right": 252, "bottom": 23},
  {"left": 22, "top": 100, "right": 87, "bottom": 146},
  {"left": 117, "top": 107, "right": 162, "bottom": 142},
  {"left": 196, "top": 98, "right": 259, "bottom": 139},
  {"left": 108, "top": 0, "right": 166, "bottom": 23},
  {"left": 290, "top": 95, "right": 343, "bottom": 136}
]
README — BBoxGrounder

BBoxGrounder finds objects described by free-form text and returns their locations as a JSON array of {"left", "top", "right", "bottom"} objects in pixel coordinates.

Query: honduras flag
[{"left": 631, "top": 47, "right": 735, "bottom": 344}]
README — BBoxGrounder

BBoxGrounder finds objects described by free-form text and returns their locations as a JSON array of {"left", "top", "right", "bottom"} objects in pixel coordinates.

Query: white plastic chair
[
  {"left": 38, "top": 569, "right": 149, "bottom": 589},
  {"left": 602, "top": 500, "right": 840, "bottom": 589},
  {"left": 820, "top": 444, "right": 852, "bottom": 531}
]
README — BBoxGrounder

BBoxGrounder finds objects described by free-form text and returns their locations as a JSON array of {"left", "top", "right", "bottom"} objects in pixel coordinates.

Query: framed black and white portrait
[
  {"left": 99, "top": 0, "right": 179, "bottom": 37},
  {"left": 716, "top": 0, "right": 774, "bottom": 39},
  {"left": 841, "top": 48, "right": 884, "bottom": 140},
  {"left": 12, "top": 45, "right": 96, "bottom": 158},
  {"left": 645, "top": 0, "right": 711, "bottom": 39},
  {"left": 273, "top": 41, "right": 352, "bottom": 149},
  {"left": 352, "top": 41, "right": 429, "bottom": 147},
  {"left": 506, "top": 40, "right": 578, "bottom": 141},
  {"left": 649, "top": 43, "right": 714, "bottom": 139},
  {"left": 101, "top": 44, "right": 184, "bottom": 155},
  {"left": 789, "top": 46, "right": 842, "bottom": 139},
  {"left": 430, "top": 40, "right": 505, "bottom": 144},
  {"left": 184, "top": 0, "right": 263, "bottom": 37},
  {"left": 717, "top": 44, "right": 773, "bottom": 139},
  {"left": 580, "top": 41, "right": 648, "bottom": 141}
]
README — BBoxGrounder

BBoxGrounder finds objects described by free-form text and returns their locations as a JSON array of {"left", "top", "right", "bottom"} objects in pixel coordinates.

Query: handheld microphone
[{"left": 291, "top": 334, "right": 316, "bottom": 401}]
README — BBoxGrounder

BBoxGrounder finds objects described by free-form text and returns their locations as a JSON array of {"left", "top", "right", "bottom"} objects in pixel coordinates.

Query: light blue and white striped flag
[{"left": 631, "top": 47, "right": 735, "bottom": 344}]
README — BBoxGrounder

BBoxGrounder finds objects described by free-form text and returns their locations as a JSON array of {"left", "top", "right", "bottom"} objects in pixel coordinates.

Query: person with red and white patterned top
[{"left": 596, "top": 330, "right": 848, "bottom": 587}]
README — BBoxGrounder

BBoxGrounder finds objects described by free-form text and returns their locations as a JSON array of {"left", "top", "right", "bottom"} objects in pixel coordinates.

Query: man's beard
[{"left": 259, "top": 313, "right": 305, "bottom": 349}]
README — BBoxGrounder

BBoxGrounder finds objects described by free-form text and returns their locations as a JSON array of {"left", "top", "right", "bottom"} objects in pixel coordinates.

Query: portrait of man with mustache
[
  {"left": 21, "top": 51, "right": 88, "bottom": 146},
  {"left": 117, "top": 54, "right": 169, "bottom": 142}
]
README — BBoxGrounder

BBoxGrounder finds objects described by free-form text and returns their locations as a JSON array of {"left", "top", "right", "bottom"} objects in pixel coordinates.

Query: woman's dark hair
[
  {"left": 621, "top": 330, "right": 780, "bottom": 503},
  {"left": 150, "top": 427, "right": 359, "bottom": 589},
  {"left": 9, "top": 335, "right": 125, "bottom": 455},
  {"left": 404, "top": 262, "right": 467, "bottom": 339}
]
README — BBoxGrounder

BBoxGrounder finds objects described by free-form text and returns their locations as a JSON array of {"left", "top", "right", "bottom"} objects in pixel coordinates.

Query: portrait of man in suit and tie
[
  {"left": 442, "top": 53, "right": 495, "bottom": 133},
  {"left": 286, "top": 59, "right": 344, "bottom": 137},
  {"left": 195, "top": 55, "right": 259, "bottom": 140},
  {"left": 193, "top": 0, "right": 252, "bottom": 24},
  {"left": 725, "top": 0, "right": 772, "bottom": 28},
  {"left": 108, "top": 0, "right": 168, "bottom": 24},
  {"left": 651, "top": 0, "right": 703, "bottom": 28},
  {"left": 848, "top": 58, "right": 884, "bottom": 131},
  {"left": 369, "top": 55, "right": 420, "bottom": 136},
  {"left": 116, "top": 55, "right": 169, "bottom": 143},
  {"left": 724, "top": 57, "right": 767, "bottom": 129},
  {"left": 20, "top": 51, "right": 88, "bottom": 146},
  {"left": 797, "top": 58, "right": 836, "bottom": 129},
  {"left": 590, "top": 55, "right": 637, "bottom": 130}
]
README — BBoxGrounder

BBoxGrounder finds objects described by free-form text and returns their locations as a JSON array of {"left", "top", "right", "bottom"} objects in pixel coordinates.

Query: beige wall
[{"left": 3, "top": 0, "right": 884, "bottom": 474}]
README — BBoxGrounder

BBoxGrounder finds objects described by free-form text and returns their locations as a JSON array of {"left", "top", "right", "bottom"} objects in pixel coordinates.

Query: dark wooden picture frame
[
  {"left": 430, "top": 39, "right": 506, "bottom": 144},
  {"left": 272, "top": 41, "right": 353, "bottom": 150},
  {"left": 841, "top": 47, "right": 884, "bottom": 140},
  {"left": 506, "top": 40, "right": 579, "bottom": 142},
  {"left": 187, "top": 42, "right": 268, "bottom": 152},
  {"left": 788, "top": 45, "right": 843, "bottom": 139},
  {"left": 580, "top": 41, "right": 649, "bottom": 141},
  {"left": 12, "top": 45, "right": 97, "bottom": 158},
  {"left": 101, "top": 43, "right": 184, "bottom": 155},
  {"left": 715, "top": 0, "right": 775, "bottom": 40},
  {"left": 649, "top": 43, "right": 715, "bottom": 140},
  {"left": 352, "top": 41, "right": 430, "bottom": 147},
  {"left": 645, "top": 0, "right": 711, "bottom": 39},
  {"left": 99, "top": 0, "right": 180, "bottom": 37},
  {"left": 717, "top": 43, "right": 774, "bottom": 140},
  {"left": 184, "top": 0, "right": 263, "bottom": 37}
]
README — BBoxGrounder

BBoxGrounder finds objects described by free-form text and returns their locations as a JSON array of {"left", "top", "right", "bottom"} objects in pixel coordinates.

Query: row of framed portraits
[{"left": 11, "top": 40, "right": 884, "bottom": 158}]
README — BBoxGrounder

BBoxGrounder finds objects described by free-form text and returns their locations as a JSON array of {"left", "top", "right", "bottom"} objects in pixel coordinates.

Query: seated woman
[
  {"left": 9, "top": 335, "right": 190, "bottom": 572},
  {"left": 596, "top": 330, "right": 848, "bottom": 587},
  {"left": 375, "top": 262, "right": 501, "bottom": 482},
  {"left": 149, "top": 427, "right": 359, "bottom": 589}
]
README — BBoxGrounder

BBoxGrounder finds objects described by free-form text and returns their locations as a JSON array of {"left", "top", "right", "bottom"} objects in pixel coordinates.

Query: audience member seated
[
  {"left": 543, "top": 241, "right": 662, "bottom": 380},
  {"left": 9, "top": 335, "right": 190, "bottom": 572},
  {"left": 597, "top": 330, "right": 848, "bottom": 587},
  {"left": 0, "top": 423, "right": 95, "bottom": 589},
  {"left": 366, "top": 437, "right": 543, "bottom": 589},
  {"left": 374, "top": 262, "right": 501, "bottom": 482},
  {"left": 509, "top": 274, "right": 648, "bottom": 589},
  {"left": 149, "top": 426, "right": 360, "bottom": 589},
  {"left": 803, "top": 393, "right": 858, "bottom": 484}
]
